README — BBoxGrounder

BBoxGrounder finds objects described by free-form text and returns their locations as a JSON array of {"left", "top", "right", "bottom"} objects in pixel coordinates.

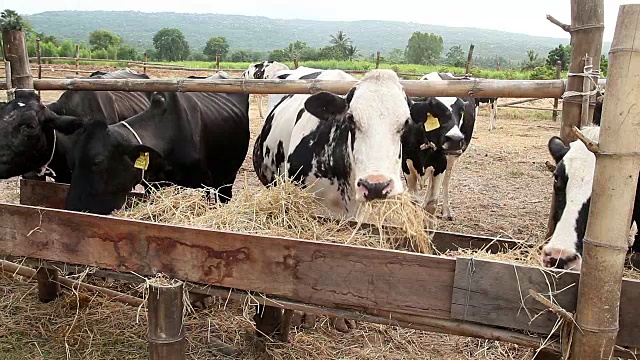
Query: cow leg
[
  {"left": 441, "top": 155, "right": 458, "bottom": 221},
  {"left": 425, "top": 171, "right": 444, "bottom": 216},
  {"left": 488, "top": 100, "right": 497, "bottom": 131},
  {"left": 254, "top": 304, "right": 283, "bottom": 338},
  {"left": 404, "top": 159, "right": 419, "bottom": 193},
  {"left": 258, "top": 94, "right": 265, "bottom": 119}
]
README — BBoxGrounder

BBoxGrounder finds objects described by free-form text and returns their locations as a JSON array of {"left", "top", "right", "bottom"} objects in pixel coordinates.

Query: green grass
[{"left": 37, "top": 58, "right": 564, "bottom": 80}]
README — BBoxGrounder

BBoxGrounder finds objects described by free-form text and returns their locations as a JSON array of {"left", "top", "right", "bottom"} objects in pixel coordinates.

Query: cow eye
[{"left": 21, "top": 123, "right": 37, "bottom": 131}]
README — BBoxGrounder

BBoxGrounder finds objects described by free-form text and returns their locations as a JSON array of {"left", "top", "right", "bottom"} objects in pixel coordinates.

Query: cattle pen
[{"left": 2, "top": 4, "right": 640, "bottom": 360}]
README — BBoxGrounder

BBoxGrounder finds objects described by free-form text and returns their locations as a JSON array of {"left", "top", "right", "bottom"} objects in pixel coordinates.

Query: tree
[
  {"left": 153, "top": 28, "right": 190, "bottom": 61},
  {"left": 521, "top": 50, "right": 544, "bottom": 71},
  {"left": 601, "top": 54, "right": 608, "bottom": 77},
  {"left": 231, "top": 50, "right": 251, "bottom": 62},
  {"left": 269, "top": 49, "right": 290, "bottom": 62},
  {"left": 329, "top": 31, "right": 352, "bottom": 60},
  {"left": 0, "top": 9, "right": 31, "bottom": 31},
  {"left": 117, "top": 45, "right": 139, "bottom": 60},
  {"left": 345, "top": 45, "right": 359, "bottom": 61},
  {"left": 89, "top": 30, "right": 121, "bottom": 51},
  {"left": 405, "top": 32, "right": 443, "bottom": 65},
  {"left": 58, "top": 39, "right": 76, "bottom": 57},
  {"left": 445, "top": 45, "right": 466, "bottom": 67},
  {"left": 387, "top": 48, "right": 406, "bottom": 64},
  {"left": 203, "top": 36, "right": 229, "bottom": 60},
  {"left": 546, "top": 44, "right": 571, "bottom": 71}
]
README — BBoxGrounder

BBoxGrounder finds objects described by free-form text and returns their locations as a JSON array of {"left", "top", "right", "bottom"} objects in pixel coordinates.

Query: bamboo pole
[
  {"left": 35, "top": 38, "right": 41, "bottom": 96},
  {"left": 215, "top": 52, "right": 220, "bottom": 70},
  {"left": 3, "top": 60, "right": 11, "bottom": 100},
  {"left": 74, "top": 44, "right": 80, "bottom": 76},
  {"left": 569, "top": 5, "right": 640, "bottom": 359},
  {"left": 36, "top": 267, "right": 60, "bottom": 303},
  {"left": 28, "top": 77, "right": 593, "bottom": 98},
  {"left": 465, "top": 44, "right": 475, "bottom": 75},
  {"left": 376, "top": 51, "right": 381, "bottom": 69},
  {"left": 496, "top": 97, "right": 543, "bottom": 107},
  {"left": 148, "top": 279, "right": 185, "bottom": 360},
  {"left": 2, "top": 29, "right": 33, "bottom": 90},
  {"left": 500, "top": 105, "right": 561, "bottom": 111},
  {"left": 580, "top": 55, "right": 593, "bottom": 127},
  {"left": 553, "top": 61, "right": 562, "bottom": 122}
]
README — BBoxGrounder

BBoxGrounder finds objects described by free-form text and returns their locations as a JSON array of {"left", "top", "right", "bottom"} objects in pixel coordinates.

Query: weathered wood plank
[
  {"left": 451, "top": 258, "right": 640, "bottom": 349},
  {"left": 0, "top": 202, "right": 455, "bottom": 319},
  {"left": 19, "top": 179, "right": 143, "bottom": 209}
]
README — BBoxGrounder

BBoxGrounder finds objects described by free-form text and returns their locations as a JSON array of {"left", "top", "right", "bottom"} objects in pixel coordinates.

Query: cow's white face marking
[
  {"left": 543, "top": 126, "right": 600, "bottom": 270},
  {"left": 17, "top": 102, "right": 25, "bottom": 107},
  {"left": 349, "top": 70, "right": 409, "bottom": 202}
]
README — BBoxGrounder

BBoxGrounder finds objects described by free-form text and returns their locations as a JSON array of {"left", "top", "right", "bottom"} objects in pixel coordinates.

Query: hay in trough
[{"left": 114, "top": 176, "right": 433, "bottom": 254}]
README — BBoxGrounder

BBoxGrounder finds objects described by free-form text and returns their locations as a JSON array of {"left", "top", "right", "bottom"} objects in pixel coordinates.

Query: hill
[{"left": 25, "top": 11, "right": 611, "bottom": 63}]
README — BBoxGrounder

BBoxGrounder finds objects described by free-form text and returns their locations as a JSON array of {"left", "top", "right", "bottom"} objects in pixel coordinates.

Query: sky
[{"left": 16, "top": 0, "right": 628, "bottom": 41}]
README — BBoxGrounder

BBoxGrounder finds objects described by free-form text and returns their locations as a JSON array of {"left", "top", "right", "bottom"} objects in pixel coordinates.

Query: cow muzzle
[
  {"left": 541, "top": 247, "right": 582, "bottom": 271},
  {"left": 357, "top": 175, "right": 394, "bottom": 201}
]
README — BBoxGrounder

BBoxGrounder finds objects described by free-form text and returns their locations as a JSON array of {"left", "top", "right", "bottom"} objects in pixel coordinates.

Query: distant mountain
[{"left": 26, "top": 11, "right": 611, "bottom": 63}]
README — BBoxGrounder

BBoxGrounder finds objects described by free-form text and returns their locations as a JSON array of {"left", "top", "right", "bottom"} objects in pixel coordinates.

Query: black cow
[
  {"left": 0, "top": 68, "right": 151, "bottom": 183},
  {"left": 402, "top": 72, "right": 476, "bottom": 220},
  {"left": 57, "top": 74, "right": 250, "bottom": 215}
]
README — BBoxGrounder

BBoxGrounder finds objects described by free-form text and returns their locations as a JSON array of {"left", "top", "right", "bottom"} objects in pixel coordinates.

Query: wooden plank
[
  {"left": 19, "top": 179, "right": 143, "bottom": 208},
  {"left": 0, "top": 202, "right": 456, "bottom": 319},
  {"left": 451, "top": 258, "right": 640, "bottom": 349}
]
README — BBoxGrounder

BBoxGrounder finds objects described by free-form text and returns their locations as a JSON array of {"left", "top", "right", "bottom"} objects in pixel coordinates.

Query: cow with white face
[
  {"left": 253, "top": 68, "right": 411, "bottom": 215},
  {"left": 402, "top": 72, "right": 476, "bottom": 219},
  {"left": 542, "top": 126, "right": 640, "bottom": 270},
  {"left": 242, "top": 61, "right": 290, "bottom": 118}
]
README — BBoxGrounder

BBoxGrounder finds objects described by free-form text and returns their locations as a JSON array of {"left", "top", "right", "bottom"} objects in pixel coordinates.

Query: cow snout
[
  {"left": 357, "top": 175, "right": 393, "bottom": 200},
  {"left": 443, "top": 127, "right": 465, "bottom": 153},
  {"left": 541, "top": 246, "right": 582, "bottom": 271}
]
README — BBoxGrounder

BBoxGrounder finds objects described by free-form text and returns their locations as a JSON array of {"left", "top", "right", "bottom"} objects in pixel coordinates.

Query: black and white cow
[
  {"left": 241, "top": 61, "right": 290, "bottom": 118},
  {"left": 55, "top": 73, "right": 250, "bottom": 215},
  {"left": 0, "top": 68, "right": 151, "bottom": 183},
  {"left": 401, "top": 72, "right": 476, "bottom": 220},
  {"left": 542, "top": 126, "right": 640, "bottom": 270},
  {"left": 253, "top": 68, "right": 414, "bottom": 215}
]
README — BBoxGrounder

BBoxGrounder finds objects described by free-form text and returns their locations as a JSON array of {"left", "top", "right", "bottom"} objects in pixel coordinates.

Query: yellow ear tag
[
  {"left": 424, "top": 115, "right": 440, "bottom": 132},
  {"left": 134, "top": 152, "right": 149, "bottom": 170}
]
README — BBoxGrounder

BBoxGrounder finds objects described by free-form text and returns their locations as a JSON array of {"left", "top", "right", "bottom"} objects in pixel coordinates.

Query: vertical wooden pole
[
  {"left": 75, "top": 44, "right": 80, "bottom": 76},
  {"left": 215, "top": 52, "right": 220, "bottom": 70},
  {"left": 143, "top": 52, "right": 148, "bottom": 74},
  {"left": 496, "top": 56, "right": 500, "bottom": 71},
  {"left": 569, "top": 5, "right": 640, "bottom": 359},
  {"left": 35, "top": 38, "right": 41, "bottom": 96},
  {"left": 3, "top": 60, "right": 11, "bottom": 100},
  {"left": 552, "top": 61, "right": 562, "bottom": 122},
  {"left": 293, "top": 55, "right": 299, "bottom": 69},
  {"left": 580, "top": 55, "right": 593, "bottom": 127},
  {"left": 148, "top": 280, "right": 186, "bottom": 360},
  {"left": 465, "top": 44, "right": 475, "bottom": 75},
  {"left": 2, "top": 29, "right": 33, "bottom": 90},
  {"left": 36, "top": 267, "right": 60, "bottom": 303},
  {"left": 376, "top": 51, "right": 381, "bottom": 69}
]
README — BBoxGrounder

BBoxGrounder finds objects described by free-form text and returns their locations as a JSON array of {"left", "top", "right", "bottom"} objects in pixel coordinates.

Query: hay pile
[{"left": 114, "top": 176, "right": 433, "bottom": 254}]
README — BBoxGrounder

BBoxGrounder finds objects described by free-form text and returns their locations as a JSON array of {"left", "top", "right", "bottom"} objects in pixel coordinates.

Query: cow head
[
  {"left": 406, "top": 97, "right": 467, "bottom": 154},
  {"left": 542, "top": 127, "right": 600, "bottom": 270},
  {"left": 303, "top": 69, "right": 410, "bottom": 202},
  {"left": 0, "top": 90, "right": 81, "bottom": 179},
  {"left": 57, "top": 95, "right": 166, "bottom": 214}
]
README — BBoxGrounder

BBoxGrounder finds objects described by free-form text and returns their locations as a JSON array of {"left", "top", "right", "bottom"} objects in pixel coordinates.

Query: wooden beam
[
  {"left": 570, "top": 5, "right": 640, "bottom": 359},
  {"left": 451, "top": 258, "right": 640, "bottom": 349},
  {"left": 0, "top": 202, "right": 456, "bottom": 319}
]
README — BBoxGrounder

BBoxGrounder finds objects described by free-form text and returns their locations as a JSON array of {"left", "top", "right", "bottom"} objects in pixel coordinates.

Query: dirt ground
[{"left": 0, "top": 66, "right": 562, "bottom": 359}]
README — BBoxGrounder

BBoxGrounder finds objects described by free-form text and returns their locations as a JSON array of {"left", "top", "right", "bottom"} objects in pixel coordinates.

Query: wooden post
[
  {"left": 496, "top": 56, "right": 500, "bottom": 71},
  {"left": 545, "top": 0, "right": 603, "bottom": 240},
  {"left": 1, "top": 29, "right": 34, "bottom": 90},
  {"left": 569, "top": 5, "right": 640, "bottom": 359},
  {"left": 580, "top": 55, "right": 593, "bottom": 127},
  {"left": 552, "top": 61, "right": 562, "bottom": 122},
  {"left": 35, "top": 38, "right": 41, "bottom": 96},
  {"left": 143, "top": 52, "right": 148, "bottom": 74},
  {"left": 36, "top": 267, "right": 60, "bottom": 303},
  {"left": 75, "top": 44, "right": 80, "bottom": 76},
  {"left": 3, "top": 60, "right": 11, "bottom": 100},
  {"left": 465, "top": 44, "right": 475, "bottom": 75},
  {"left": 293, "top": 55, "right": 299, "bottom": 69},
  {"left": 148, "top": 279, "right": 186, "bottom": 360},
  {"left": 215, "top": 52, "right": 220, "bottom": 70},
  {"left": 376, "top": 51, "right": 381, "bottom": 69}
]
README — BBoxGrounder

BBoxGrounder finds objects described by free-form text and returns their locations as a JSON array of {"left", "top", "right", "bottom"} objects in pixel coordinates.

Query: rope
[
  {"left": 561, "top": 62, "right": 603, "bottom": 100},
  {"left": 120, "top": 122, "right": 147, "bottom": 184},
  {"left": 36, "top": 130, "right": 57, "bottom": 178}
]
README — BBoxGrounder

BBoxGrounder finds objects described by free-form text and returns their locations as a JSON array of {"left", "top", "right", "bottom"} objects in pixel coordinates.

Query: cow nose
[
  {"left": 357, "top": 176, "right": 393, "bottom": 200},
  {"left": 540, "top": 247, "right": 582, "bottom": 270}
]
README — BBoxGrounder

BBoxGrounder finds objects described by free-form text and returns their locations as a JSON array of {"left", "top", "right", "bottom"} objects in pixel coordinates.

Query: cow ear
[
  {"left": 548, "top": 136, "right": 569, "bottom": 163},
  {"left": 150, "top": 92, "right": 166, "bottom": 108},
  {"left": 304, "top": 92, "right": 348, "bottom": 121},
  {"left": 42, "top": 109, "right": 84, "bottom": 135},
  {"left": 409, "top": 100, "right": 433, "bottom": 124}
]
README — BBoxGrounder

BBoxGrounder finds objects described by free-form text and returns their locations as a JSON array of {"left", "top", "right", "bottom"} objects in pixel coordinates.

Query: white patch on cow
[
  {"left": 543, "top": 127, "right": 599, "bottom": 267},
  {"left": 444, "top": 125, "right": 464, "bottom": 143},
  {"left": 421, "top": 72, "right": 457, "bottom": 111},
  {"left": 630, "top": 221, "right": 638, "bottom": 247},
  {"left": 17, "top": 102, "right": 25, "bottom": 107}
]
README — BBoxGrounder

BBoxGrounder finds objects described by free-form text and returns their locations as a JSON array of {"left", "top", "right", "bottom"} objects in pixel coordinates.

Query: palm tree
[
  {"left": 345, "top": 45, "right": 359, "bottom": 61},
  {"left": 330, "top": 30, "right": 351, "bottom": 48}
]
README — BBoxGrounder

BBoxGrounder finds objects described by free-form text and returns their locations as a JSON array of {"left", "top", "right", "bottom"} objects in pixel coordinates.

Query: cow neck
[
  {"left": 36, "top": 130, "right": 57, "bottom": 178},
  {"left": 120, "top": 121, "right": 147, "bottom": 182}
]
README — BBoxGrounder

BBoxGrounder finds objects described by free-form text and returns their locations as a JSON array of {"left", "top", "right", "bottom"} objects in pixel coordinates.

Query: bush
[
  {"left": 92, "top": 48, "right": 109, "bottom": 60},
  {"left": 529, "top": 66, "right": 555, "bottom": 80},
  {"left": 188, "top": 53, "right": 208, "bottom": 62}
]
